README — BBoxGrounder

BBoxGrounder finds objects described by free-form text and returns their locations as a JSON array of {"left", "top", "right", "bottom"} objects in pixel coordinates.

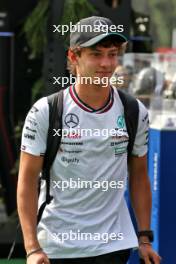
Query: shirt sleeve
[
  {"left": 132, "top": 100, "right": 149, "bottom": 157},
  {"left": 21, "top": 97, "right": 49, "bottom": 156}
]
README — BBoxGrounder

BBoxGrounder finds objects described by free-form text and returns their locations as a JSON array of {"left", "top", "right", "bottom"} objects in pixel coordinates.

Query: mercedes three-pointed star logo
[
  {"left": 64, "top": 113, "right": 79, "bottom": 128},
  {"left": 93, "top": 19, "right": 108, "bottom": 27}
]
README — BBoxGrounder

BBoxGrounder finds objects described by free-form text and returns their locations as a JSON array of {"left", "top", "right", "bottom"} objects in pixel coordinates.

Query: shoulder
[
  {"left": 115, "top": 88, "right": 139, "bottom": 108},
  {"left": 21, "top": 97, "right": 50, "bottom": 156},
  {"left": 137, "top": 99, "right": 148, "bottom": 113},
  {"left": 27, "top": 97, "right": 49, "bottom": 117},
  {"left": 24, "top": 97, "right": 49, "bottom": 130},
  {"left": 137, "top": 99, "right": 149, "bottom": 124},
  {"left": 32, "top": 96, "right": 48, "bottom": 112}
]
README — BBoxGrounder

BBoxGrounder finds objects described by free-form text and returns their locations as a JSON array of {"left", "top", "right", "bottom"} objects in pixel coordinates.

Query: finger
[
  {"left": 149, "top": 254, "right": 162, "bottom": 264},
  {"left": 43, "top": 259, "right": 50, "bottom": 264},
  {"left": 40, "top": 258, "right": 50, "bottom": 264},
  {"left": 143, "top": 256, "right": 151, "bottom": 264}
]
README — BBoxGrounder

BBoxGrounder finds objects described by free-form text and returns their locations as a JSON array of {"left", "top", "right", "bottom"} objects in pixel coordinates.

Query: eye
[
  {"left": 92, "top": 52, "right": 101, "bottom": 57},
  {"left": 109, "top": 53, "right": 118, "bottom": 57}
]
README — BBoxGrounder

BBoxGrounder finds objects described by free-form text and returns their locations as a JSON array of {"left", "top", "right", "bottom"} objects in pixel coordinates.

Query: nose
[{"left": 99, "top": 56, "right": 111, "bottom": 68}]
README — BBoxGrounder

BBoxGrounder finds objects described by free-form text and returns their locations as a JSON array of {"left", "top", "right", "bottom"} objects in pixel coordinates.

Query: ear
[
  {"left": 119, "top": 42, "right": 128, "bottom": 55},
  {"left": 68, "top": 49, "right": 78, "bottom": 65}
]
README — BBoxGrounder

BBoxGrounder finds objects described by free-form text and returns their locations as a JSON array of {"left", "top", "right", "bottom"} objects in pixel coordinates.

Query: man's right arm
[
  {"left": 17, "top": 96, "right": 50, "bottom": 263},
  {"left": 17, "top": 151, "right": 50, "bottom": 263}
]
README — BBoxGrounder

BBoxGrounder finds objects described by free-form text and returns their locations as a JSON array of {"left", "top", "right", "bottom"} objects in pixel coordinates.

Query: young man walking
[{"left": 17, "top": 16, "right": 161, "bottom": 264}]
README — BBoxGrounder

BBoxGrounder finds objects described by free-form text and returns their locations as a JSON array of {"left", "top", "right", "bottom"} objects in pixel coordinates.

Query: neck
[{"left": 74, "top": 83, "right": 111, "bottom": 110}]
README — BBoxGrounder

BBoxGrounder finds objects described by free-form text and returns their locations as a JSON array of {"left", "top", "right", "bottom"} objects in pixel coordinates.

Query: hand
[
  {"left": 139, "top": 243, "right": 162, "bottom": 264},
  {"left": 26, "top": 251, "right": 50, "bottom": 264}
]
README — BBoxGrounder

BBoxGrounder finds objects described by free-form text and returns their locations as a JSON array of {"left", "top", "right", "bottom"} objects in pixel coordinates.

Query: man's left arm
[
  {"left": 128, "top": 155, "right": 161, "bottom": 264},
  {"left": 128, "top": 100, "right": 161, "bottom": 264},
  {"left": 128, "top": 154, "right": 151, "bottom": 234}
]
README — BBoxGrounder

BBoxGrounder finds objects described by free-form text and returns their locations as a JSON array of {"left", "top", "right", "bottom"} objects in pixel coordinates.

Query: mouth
[
  {"left": 96, "top": 72, "right": 112, "bottom": 74},
  {"left": 95, "top": 72, "right": 112, "bottom": 77}
]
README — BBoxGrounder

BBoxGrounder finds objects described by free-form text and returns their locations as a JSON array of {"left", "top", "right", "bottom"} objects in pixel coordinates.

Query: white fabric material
[{"left": 21, "top": 87, "right": 149, "bottom": 258}]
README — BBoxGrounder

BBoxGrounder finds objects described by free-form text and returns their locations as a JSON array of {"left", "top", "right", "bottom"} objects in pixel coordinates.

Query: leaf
[{"left": 23, "top": 0, "right": 49, "bottom": 57}]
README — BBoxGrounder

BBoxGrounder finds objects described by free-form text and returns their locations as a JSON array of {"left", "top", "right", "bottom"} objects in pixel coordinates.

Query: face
[{"left": 70, "top": 45, "right": 120, "bottom": 87}]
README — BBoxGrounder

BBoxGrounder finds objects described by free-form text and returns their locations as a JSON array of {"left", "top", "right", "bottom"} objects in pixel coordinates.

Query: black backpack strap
[
  {"left": 117, "top": 89, "right": 139, "bottom": 159},
  {"left": 37, "top": 89, "right": 63, "bottom": 223}
]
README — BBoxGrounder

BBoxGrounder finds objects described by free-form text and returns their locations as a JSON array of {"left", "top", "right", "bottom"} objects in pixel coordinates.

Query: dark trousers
[{"left": 50, "top": 249, "right": 130, "bottom": 264}]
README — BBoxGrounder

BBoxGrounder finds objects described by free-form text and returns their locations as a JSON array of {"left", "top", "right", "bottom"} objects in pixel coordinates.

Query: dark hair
[{"left": 93, "top": 35, "right": 126, "bottom": 48}]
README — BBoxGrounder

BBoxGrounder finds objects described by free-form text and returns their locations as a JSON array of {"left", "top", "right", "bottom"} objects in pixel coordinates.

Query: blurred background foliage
[{"left": 23, "top": 0, "right": 96, "bottom": 58}]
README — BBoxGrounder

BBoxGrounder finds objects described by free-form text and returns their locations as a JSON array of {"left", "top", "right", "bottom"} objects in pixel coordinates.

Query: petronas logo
[{"left": 117, "top": 115, "right": 125, "bottom": 128}]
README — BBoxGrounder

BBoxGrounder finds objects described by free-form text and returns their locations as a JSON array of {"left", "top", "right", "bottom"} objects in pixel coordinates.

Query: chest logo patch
[
  {"left": 117, "top": 115, "right": 125, "bottom": 129},
  {"left": 64, "top": 113, "right": 79, "bottom": 128}
]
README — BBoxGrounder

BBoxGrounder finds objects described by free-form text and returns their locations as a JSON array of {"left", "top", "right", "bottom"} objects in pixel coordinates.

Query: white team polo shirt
[{"left": 21, "top": 85, "right": 149, "bottom": 258}]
